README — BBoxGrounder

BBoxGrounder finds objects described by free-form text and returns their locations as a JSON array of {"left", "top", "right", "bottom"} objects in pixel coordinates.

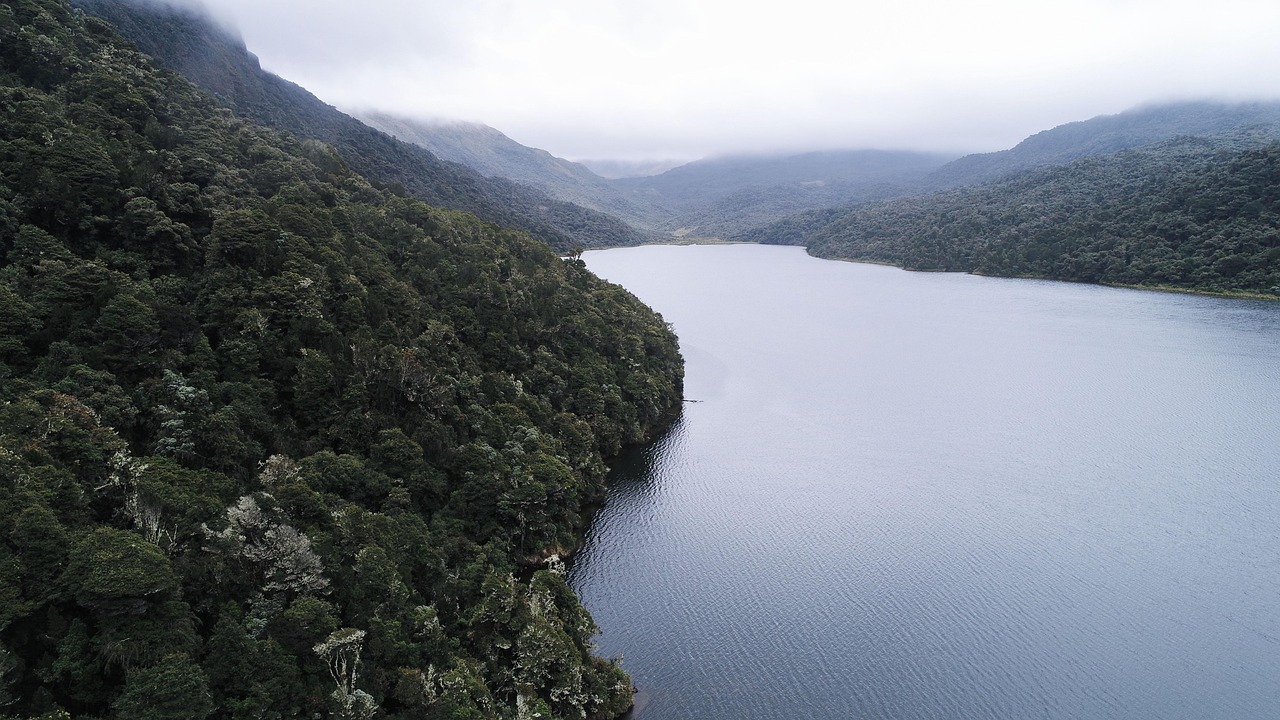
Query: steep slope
[
  {"left": 0, "top": 1, "right": 682, "bottom": 718},
  {"left": 763, "top": 136, "right": 1280, "bottom": 296},
  {"left": 71, "top": 0, "right": 645, "bottom": 251},
  {"left": 359, "top": 112, "right": 667, "bottom": 231},
  {"left": 926, "top": 101, "right": 1280, "bottom": 189},
  {"left": 613, "top": 149, "right": 956, "bottom": 237}
]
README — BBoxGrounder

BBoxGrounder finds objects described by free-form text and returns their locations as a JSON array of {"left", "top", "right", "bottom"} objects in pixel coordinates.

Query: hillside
[
  {"left": 613, "top": 149, "right": 955, "bottom": 237},
  {"left": 0, "top": 1, "right": 682, "bottom": 718},
  {"left": 359, "top": 112, "right": 666, "bottom": 232},
  {"left": 71, "top": 0, "right": 645, "bottom": 251},
  {"left": 925, "top": 101, "right": 1280, "bottom": 189},
  {"left": 754, "top": 135, "right": 1280, "bottom": 296}
]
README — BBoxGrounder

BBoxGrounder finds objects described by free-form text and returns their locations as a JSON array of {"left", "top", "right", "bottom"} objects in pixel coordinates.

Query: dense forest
[
  {"left": 71, "top": 0, "right": 646, "bottom": 253},
  {"left": 748, "top": 135, "right": 1280, "bottom": 296},
  {"left": 0, "top": 2, "right": 683, "bottom": 718}
]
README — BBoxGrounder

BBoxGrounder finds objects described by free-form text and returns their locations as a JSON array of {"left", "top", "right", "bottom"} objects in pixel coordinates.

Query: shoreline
[{"left": 812, "top": 251, "right": 1280, "bottom": 302}]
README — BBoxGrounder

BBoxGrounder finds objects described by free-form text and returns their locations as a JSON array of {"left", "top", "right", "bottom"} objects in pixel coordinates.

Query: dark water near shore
[{"left": 570, "top": 244, "right": 1280, "bottom": 720}]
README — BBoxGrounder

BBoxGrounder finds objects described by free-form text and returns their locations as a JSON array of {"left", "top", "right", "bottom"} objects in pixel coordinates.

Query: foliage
[{"left": 0, "top": 2, "right": 682, "bottom": 717}]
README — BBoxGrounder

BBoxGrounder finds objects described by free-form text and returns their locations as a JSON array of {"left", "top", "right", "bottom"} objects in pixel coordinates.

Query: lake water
[{"left": 570, "top": 244, "right": 1280, "bottom": 720}]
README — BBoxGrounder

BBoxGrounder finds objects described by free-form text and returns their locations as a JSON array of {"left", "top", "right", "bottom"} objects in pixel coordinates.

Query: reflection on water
[{"left": 570, "top": 245, "right": 1280, "bottom": 720}]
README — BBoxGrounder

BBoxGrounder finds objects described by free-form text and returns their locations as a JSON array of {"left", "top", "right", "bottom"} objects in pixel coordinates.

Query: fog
[{"left": 190, "top": 0, "right": 1280, "bottom": 162}]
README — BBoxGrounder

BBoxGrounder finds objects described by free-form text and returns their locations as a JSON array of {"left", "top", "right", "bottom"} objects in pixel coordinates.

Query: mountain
[
  {"left": 613, "top": 149, "right": 957, "bottom": 238},
  {"left": 0, "top": 1, "right": 682, "bottom": 717},
  {"left": 359, "top": 112, "right": 667, "bottom": 232},
  {"left": 925, "top": 101, "right": 1280, "bottom": 189},
  {"left": 620, "top": 101, "right": 1280, "bottom": 241},
  {"left": 71, "top": 0, "right": 644, "bottom": 251},
  {"left": 752, "top": 134, "right": 1280, "bottom": 296}
]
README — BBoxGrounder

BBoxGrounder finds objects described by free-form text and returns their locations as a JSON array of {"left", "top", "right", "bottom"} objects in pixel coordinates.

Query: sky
[{"left": 195, "top": 0, "right": 1280, "bottom": 162}]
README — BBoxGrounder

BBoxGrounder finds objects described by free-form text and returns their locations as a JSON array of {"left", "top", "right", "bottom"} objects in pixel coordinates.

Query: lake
[{"left": 570, "top": 244, "right": 1280, "bottom": 720}]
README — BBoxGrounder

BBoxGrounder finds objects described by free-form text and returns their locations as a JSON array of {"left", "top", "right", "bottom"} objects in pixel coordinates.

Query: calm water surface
[{"left": 570, "top": 244, "right": 1280, "bottom": 720}]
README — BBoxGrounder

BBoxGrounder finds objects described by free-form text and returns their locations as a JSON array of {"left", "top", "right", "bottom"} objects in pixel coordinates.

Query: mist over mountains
[
  {"left": 575, "top": 159, "right": 685, "bottom": 180},
  {"left": 69, "top": 0, "right": 1280, "bottom": 299},
  {"left": 363, "top": 98, "right": 1280, "bottom": 250}
]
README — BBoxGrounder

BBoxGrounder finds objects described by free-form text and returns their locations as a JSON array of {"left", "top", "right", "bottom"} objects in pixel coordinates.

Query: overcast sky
[{"left": 196, "top": 0, "right": 1280, "bottom": 162}]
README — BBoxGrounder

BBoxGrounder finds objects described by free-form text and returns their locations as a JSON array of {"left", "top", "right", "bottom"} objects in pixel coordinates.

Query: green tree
[{"left": 112, "top": 654, "right": 213, "bottom": 720}]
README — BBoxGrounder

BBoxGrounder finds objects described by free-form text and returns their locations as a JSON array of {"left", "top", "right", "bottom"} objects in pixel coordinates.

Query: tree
[
  {"left": 66, "top": 527, "right": 178, "bottom": 614},
  {"left": 112, "top": 654, "right": 214, "bottom": 720},
  {"left": 9, "top": 505, "right": 68, "bottom": 601},
  {"left": 314, "top": 628, "right": 377, "bottom": 720}
]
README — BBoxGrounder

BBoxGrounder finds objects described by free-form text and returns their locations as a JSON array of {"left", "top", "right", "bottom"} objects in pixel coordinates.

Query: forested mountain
[
  {"left": 628, "top": 101, "right": 1280, "bottom": 241},
  {"left": 0, "top": 2, "right": 682, "bottom": 718},
  {"left": 924, "top": 101, "right": 1280, "bottom": 189},
  {"left": 612, "top": 149, "right": 956, "bottom": 238},
  {"left": 70, "top": 0, "right": 645, "bottom": 252},
  {"left": 751, "top": 135, "right": 1280, "bottom": 296},
  {"left": 358, "top": 113, "right": 666, "bottom": 233}
]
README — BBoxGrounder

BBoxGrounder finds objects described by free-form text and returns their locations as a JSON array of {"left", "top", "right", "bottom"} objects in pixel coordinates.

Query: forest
[
  {"left": 747, "top": 134, "right": 1280, "bottom": 296},
  {"left": 0, "top": 1, "right": 683, "bottom": 718}
]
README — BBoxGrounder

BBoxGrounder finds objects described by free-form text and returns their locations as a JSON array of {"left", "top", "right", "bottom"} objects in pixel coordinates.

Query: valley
[{"left": 2, "top": 1, "right": 1278, "bottom": 719}]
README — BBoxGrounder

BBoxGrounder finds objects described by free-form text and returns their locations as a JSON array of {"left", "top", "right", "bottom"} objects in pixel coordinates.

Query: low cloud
[{"left": 200, "top": 0, "right": 1280, "bottom": 160}]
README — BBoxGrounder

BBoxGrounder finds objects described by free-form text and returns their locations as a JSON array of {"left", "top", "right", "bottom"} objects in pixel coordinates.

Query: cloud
[{"left": 199, "top": 0, "right": 1280, "bottom": 160}]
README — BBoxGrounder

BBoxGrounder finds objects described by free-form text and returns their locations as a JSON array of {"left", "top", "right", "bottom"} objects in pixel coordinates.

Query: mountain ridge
[
  {"left": 358, "top": 111, "right": 667, "bottom": 233},
  {"left": 71, "top": 0, "right": 646, "bottom": 251},
  {"left": 924, "top": 100, "right": 1280, "bottom": 189}
]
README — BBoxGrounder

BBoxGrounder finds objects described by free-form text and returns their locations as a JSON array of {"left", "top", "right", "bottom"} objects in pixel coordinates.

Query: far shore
[{"left": 580, "top": 239, "right": 1280, "bottom": 302}]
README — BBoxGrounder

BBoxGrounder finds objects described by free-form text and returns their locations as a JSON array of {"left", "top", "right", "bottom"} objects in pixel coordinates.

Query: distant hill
[
  {"left": 379, "top": 100, "right": 1278, "bottom": 244},
  {"left": 655, "top": 101, "right": 1280, "bottom": 240},
  {"left": 355, "top": 113, "right": 957, "bottom": 240},
  {"left": 359, "top": 112, "right": 667, "bottom": 232},
  {"left": 612, "top": 149, "right": 957, "bottom": 238},
  {"left": 751, "top": 134, "right": 1280, "bottom": 296},
  {"left": 72, "top": 0, "right": 644, "bottom": 251},
  {"left": 925, "top": 101, "right": 1280, "bottom": 189},
  {"left": 577, "top": 158, "right": 685, "bottom": 179}
]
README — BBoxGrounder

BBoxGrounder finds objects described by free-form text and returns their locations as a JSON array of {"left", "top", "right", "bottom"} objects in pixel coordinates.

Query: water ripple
[{"left": 573, "top": 245, "right": 1280, "bottom": 720}]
